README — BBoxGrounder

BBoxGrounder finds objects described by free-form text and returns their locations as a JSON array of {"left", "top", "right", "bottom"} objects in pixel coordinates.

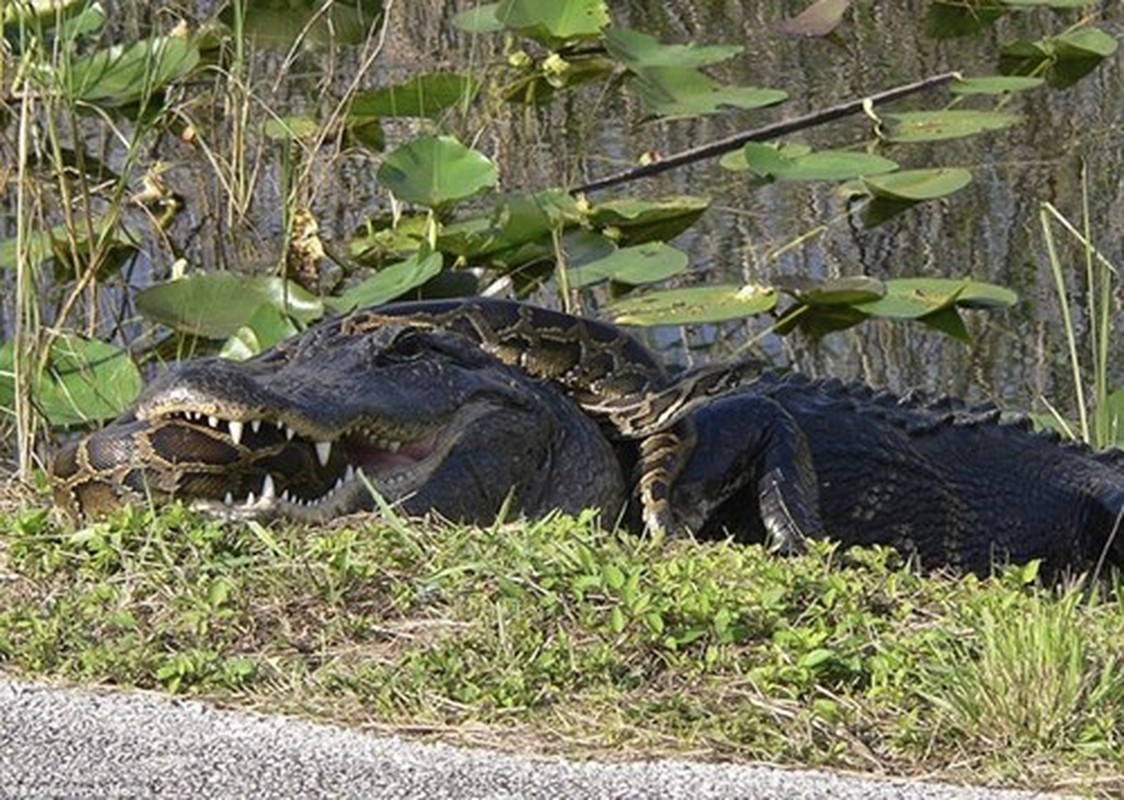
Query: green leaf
[
  {"left": 950, "top": 75, "right": 1044, "bottom": 95},
  {"left": 776, "top": 275, "right": 886, "bottom": 306},
  {"left": 880, "top": 110, "right": 1022, "bottom": 143},
  {"left": 451, "top": 3, "right": 505, "bottom": 34},
  {"left": 605, "top": 27, "right": 742, "bottom": 69},
  {"left": 609, "top": 284, "right": 777, "bottom": 325},
  {"left": 348, "top": 73, "right": 479, "bottom": 121},
  {"left": 494, "top": 0, "right": 610, "bottom": 45},
  {"left": 220, "top": 304, "right": 303, "bottom": 360},
  {"left": 378, "top": 135, "right": 498, "bottom": 210},
  {"left": 53, "top": 34, "right": 200, "bottom": 106},
  {"left": 135, "top": 274, "right": 323, "bottom": 338},
  {"left": 630, "top": 66, "right": 787, "bottom": 119},
  {"left": 566, "top": 243, "right": 689, "bottom": 288},
  {"left": 857, "top": 278, "right": 1016, "bottom": 330},
  {"left": 1001, "top": 27, "right": 1117, "bottom": 88},
  {"left": 774, "top": 0, "right": 852, "bottom": 38},
  {"left": 589, "top": 195, "right": 710, "bottom": 245},
  {"left": 326, "top": 251, "right": 444, "bottom": 313},
  {"left": 220, "top": 0, "right": 384, "bottom": 49},
  {"left": 0, "top": 334, "right": 141, "bottom": 426},
  {"left": 925, "top": 1, "right": 1006, "bottom": 39},
  {"left": 0, "top": 219, "right": 136, "bottom": 273},
  {"left": 861, "top": 168, "right": 972, "bottom": 201},
  {"left": 727, "top": 142, "right": 898, "bottom": 181}
]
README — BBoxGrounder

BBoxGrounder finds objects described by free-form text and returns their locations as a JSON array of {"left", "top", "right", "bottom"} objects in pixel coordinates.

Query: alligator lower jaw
[{"left": 159, "top": 408, "right": 487, "bottom": 523}]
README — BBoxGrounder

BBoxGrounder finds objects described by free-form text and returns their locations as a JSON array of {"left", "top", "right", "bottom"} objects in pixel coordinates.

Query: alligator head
[{"left": 52, "top": 320, "right": 627, "bottom": 524}]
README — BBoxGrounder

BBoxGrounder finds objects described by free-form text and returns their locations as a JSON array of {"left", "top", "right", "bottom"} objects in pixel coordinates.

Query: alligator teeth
[
  {"left": 285, "top": 425, "right": 296, "bottom": 442},
  {"left": 344, "top": 464, "right": 356, "bottom": 483},
  {"left": 208, "top": 415, "right": 220, "bottom": 429},
  {"left": 224, "top": 491, "right": 234, "bottom": 505},
  {"left": 228, "top": 420, "right": 245, "bottom": 446},
  {"left": 250, "top": 419, "right": 262, "bottom": 434},
  {"left": 261, "top": 473, "right": 276, "bottom": 501},
  {"left": 281, "top": 489, "right": 292, "bottom": 503},
  {"left": 386, "top": 440, "right": 401, "bottom": 453},
  {"left": 245, "top": 491, "right": 256, "bottom": 507},
  {"left": 315, "top": 440, "right": 332, "bottom": 467}
]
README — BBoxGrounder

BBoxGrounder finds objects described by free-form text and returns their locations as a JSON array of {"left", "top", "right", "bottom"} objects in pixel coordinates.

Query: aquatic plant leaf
[
  {"left": 588, "top": 196, "right": 710, "bottom": 245},
  {"left": 605, "top": 27, "right": 742, "bottom": 69},
  {"left": 880, "top": 110, "right": 1022, "bottom": 143},
  {"left": 0, "top": 335, "right": 141, "bottom": 426},
  {"left": 221, "top": 304, "right": 302, "bottom": 360},
  {"left": 925, "top": 1, "right": 1006, "bottom": 39},
  {"left": 348, "top": 73, "right": 479, "bottom": 120},
  {"left": 630, "top": 66, "right": 788, "bottom": 119},
  {"left": 775, "top": 275, "right": 886, "bottom": 306},
  {"left": 1001, "top": 27, "right": 1117, "bottom": 88},
  {"left": 725, "top": 143, "right": 898, "bottom": 181},
  {"left": 951, "top": 75, "right": 1044, "bottom": 95},
  {"left": 0, "top": 220, "right": 137, "bottom": 276},
  {"left": 609, "top": 284, "right": 777, "bottom": 325},
  {"left": 494, "top": 0, "right": 610, "bottom": 46},
  {"left": 858, "top": 278, "right": 1016, "bottom": 325},
  {"left": 136, "top": 274, "right": 323, "bottom": 338},
  {"left": 861, "top": 168, "right": 972, "bottom": 201},
  {"left": 774, "top": 0, "right": 852, "bottom": 38},
  {"left": 327, "top": 251, "right": 444, "bottom": 313},
  {"left": 221, "top": 0, "right": 383, "bottom": 49},
  {"left": 451, "top": 3, "right": 505, "bottom": 34},
  {"left": 378, "top": 136, "right": 498, "bottom": 210},
  {"left": 56, "top": 34, "right": 200, "bottom": 106},
  {"left": 566, "top": 243, "right": 689, "bottom": 288}
]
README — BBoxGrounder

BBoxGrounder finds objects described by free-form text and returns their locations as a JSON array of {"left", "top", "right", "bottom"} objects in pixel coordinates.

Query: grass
[{"left": 1, "top": 494, "right": 1122, "bottom": 796}]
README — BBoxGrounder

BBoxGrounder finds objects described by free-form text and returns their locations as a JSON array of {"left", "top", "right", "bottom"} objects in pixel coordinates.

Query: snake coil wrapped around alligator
[{"left": 53, "top": 298, "right": 1124, "bottom": 576}]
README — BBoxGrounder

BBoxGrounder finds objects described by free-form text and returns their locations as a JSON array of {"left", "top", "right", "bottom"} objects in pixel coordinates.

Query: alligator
[{"left": 52, "top": 298, "right": 1124, "bottom": 577}]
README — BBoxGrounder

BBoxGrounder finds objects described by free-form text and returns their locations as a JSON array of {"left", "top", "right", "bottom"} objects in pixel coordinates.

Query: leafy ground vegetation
[
  {"left": 1, "top": 501, "right": 1123, "bottom": 795},
  {"left": 1, "top": 0, "right": 1123, "bottom": 795}
]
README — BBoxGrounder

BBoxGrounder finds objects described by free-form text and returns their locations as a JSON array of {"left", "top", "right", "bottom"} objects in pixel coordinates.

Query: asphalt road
[{"left": 0, "top": 677, "right": 1063, "bottom": 799}]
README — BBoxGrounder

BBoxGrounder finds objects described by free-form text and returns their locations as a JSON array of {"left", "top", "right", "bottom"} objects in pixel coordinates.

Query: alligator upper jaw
[{"left": 155, "top": 403, "right": 492, "bottom": 522}]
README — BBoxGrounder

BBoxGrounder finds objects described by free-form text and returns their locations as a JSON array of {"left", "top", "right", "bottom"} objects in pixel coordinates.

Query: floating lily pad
[
  {"left": 52, "top": 34, "right": 200, "bottom": 106},
  {"left": 0, "top": 334, "right": 141, "bottom": 426},
  {"left": 491, "top": 0, "right": 611, "bottom": 46},
  {"left": 609, "top": 284, "right": 778, "bottom": 326},
  {"left": 589, "top": 195, "right": 710, "bottom": 245},
  {"left": 630, "top": 66, "right": 787, "bottom": 118},
  {"left": 605, "top": 26, "right": 742, "bottom": 69},
  {"left": 1001, "top": 27, "right": 1117, "bottom": 88},
  {"left": 566, "top": 243, "right": 689, "bottom": 288},
  {"left": 725, "top": 142, "right": 898, "bottom": 181},
  {"left": 950, "top": 75, "right": 1044, "bottom": 95},
  {"left": 136, "top": 274, "right": 323, "bottom": 338},
  {"left": 775, "top": 275, "right": 886, "bottom": 306},
  {"left": 327, "top": 251, "right": 444, "bottom": 313},
  {"left": 221, "top": 304, "right": 303, "bottom": 360},
  {"left": 378, "top": 135, "right": 498, "bottom": 210},
  {"left": 220, "top": 0, "right": 383, "bottom": 49},
  {"left": 348, "top": 73, "right": 479, "bottom": 121},
  {"left": 861, "top": 168, "right": 973, "bottom": 201},
  {"left": 925, "top": 1, "right": 1006, "bottom": 39},
  {"left": 879, "top": 110, "right": 1022, "bottom": 143}
]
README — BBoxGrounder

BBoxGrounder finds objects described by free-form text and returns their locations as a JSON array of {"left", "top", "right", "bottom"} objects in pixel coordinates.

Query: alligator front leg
[{"left": 668, "top": 391, "right": 824, "bottom": 553}]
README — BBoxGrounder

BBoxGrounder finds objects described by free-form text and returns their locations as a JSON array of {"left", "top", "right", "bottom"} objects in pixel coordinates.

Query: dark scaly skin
[{"left": 53, "top": 322, "right": 627, "bottom": 526}]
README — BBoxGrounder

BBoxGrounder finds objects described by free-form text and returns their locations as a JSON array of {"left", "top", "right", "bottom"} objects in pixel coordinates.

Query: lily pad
[
  {"left": 348, "top": 73, "right": 479, "bottom": 121},
  {"left": 879, "top": 110, "right": 1022, "bottom": 143},
  {"left": 378, "top": 135, "right": 498, "bottom": 210},
  {"left": 52, "top": 34, "right": 200, "bottom": 106},
  {"left": 1000, "top": 27, "right": 1117, "bottom": 88},
  {"left": 0, "top": 334, "right": 141, "bottom": 426},
  {"left": 136, "top": 274, "right": 324, "bottom": 338},
  {"left": 605, "top": 27, "right": 742, "bottom": 69},
  {"left": 327, "top": 251, "right": 444, "bottom": 313},
  {"left": 492, "top": 0, "right": 610, "bottom": 46},
  {"left": 589, "top": 195, "right": 710, "bottom": 245},
  {"left": 950, "top": 75, "right": 1044, "bottom": 95},
  {"left": 725, "top": 143, "right": 898, "bottom": 181},
  {"left": 220, "top": 0, "right": 383, "bottom": 49},
  {"left": 609, "top": 284, "right": 778, "bottom": 326},
  {"left": 775, "top": 275, "right": 886, "bottom": 306},
  {"left": 861, "top": 168, "right": 972, "bottom": 202},
  {"left": 630, "top": 66, "right": 787, "bottom": 119},
  {"left": 566, "top": 243, "right": 689, "bottom": 288}
]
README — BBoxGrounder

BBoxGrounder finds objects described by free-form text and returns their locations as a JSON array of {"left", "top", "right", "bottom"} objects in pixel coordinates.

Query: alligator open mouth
[{"left": 150, "top": 404, "right": 484, "bottom": 522}]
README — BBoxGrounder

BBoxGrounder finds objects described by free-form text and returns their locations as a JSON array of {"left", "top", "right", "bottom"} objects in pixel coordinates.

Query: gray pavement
[{"left": 0, "top": 677, "right": 1063, "bottom": 798}]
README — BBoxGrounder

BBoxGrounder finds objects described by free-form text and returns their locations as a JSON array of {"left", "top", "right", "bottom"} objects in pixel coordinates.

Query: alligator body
[{"left": 52, "top": 298, "right": 1124, "bottom": 576}]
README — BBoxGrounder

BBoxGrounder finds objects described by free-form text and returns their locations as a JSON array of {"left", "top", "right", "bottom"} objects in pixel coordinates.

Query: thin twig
[{"left": 572, "top": 71, "right": 960, "bottom": 195}]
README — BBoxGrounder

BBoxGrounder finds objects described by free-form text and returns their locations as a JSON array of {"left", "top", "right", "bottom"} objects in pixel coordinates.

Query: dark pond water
[{"left": 2, "top": 0, "right": 1123, "bottom": 432}]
